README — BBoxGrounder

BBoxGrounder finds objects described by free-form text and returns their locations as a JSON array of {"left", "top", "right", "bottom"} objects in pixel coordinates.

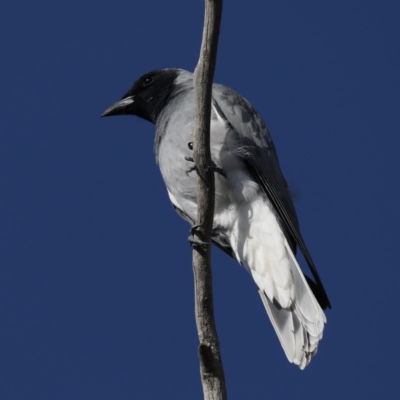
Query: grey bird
[{"left": 101, "top": 68, "right": 331, "bottom": 369}]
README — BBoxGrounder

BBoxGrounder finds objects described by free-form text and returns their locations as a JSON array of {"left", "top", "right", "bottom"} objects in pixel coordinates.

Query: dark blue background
[{"left": 1, "top": 1, "right": 399, "bottom": 399}]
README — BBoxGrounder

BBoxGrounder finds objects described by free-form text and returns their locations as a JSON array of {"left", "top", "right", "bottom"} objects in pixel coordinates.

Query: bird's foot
[
  {"left": 188, "top": 224, "right": 211, "bottom": 248},
  {"left": 190, "top": 224, "right": 202, "bottom": 235},
  {"left": 185, "top": 165, "right": 197, "bottom": 175},
  {"left": 185, "top": 143, "right": 196, "bottom": 174},
  {"left": 207, "top": 162, "right": 226, "bottom": 177},
  {"left": 185, "top": 143, "right": 225, "bottom": 177},
  {"left": 188, "top": 237, "right": 212, "bottom": 249}
]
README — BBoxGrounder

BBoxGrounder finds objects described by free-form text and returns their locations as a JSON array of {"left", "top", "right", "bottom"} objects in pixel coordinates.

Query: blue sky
[{"left": 1, "top": 1, "right": 399, "bottom": 399}]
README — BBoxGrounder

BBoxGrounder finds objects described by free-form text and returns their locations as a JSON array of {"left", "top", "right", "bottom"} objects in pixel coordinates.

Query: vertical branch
[{"left": 192, "top": 1, "right": 226, "bottom": 400}]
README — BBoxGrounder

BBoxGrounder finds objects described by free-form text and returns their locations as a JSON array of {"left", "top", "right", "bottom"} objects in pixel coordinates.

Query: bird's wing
[{"left": 212, "top": 83, "right": 331, "bottom": 309}]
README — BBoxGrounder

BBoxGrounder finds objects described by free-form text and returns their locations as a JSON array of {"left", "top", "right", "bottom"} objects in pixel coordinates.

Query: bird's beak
[{"left": 101, "top": 96, "right": 135, "bottom": 117}]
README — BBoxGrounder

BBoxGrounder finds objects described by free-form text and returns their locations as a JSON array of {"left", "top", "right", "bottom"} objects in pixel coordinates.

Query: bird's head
[{"left": 101, "top": 68, "right": 180, "bottom": 123}]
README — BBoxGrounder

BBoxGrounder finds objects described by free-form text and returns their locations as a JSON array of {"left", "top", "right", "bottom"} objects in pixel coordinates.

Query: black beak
[{"left": 101, "top": 96, "right": 135, "bottom": 117}]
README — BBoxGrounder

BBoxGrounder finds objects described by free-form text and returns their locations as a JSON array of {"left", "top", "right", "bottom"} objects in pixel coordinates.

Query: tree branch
[{"left": 192, "top": 1, "right": 226, "bottom": 399}]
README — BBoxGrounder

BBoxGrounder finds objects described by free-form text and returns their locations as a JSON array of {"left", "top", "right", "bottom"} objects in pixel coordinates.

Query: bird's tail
[
  {"left": 257, "top": 238, "right": 326, "bottom": 369},
  {"left": 230, "top": 198, "right": 326, "bottom": 368}
]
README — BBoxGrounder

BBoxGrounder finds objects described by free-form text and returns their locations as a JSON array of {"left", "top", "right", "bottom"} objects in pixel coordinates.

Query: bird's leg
[
  {"left": 185, "top": 142, "right": 226, "bottom": 177},
  {"left": 188, "top": 224, "right": 212, "bottom": 248}
]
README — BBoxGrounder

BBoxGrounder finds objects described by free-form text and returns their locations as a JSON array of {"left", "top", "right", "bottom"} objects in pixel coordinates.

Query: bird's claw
[
  {"left": 188, "top": 237, "right": 211, "bottom": 249},
  {"left": 188, "top": 225, "right": 211, "bottom": 248},
  {"left": 185, "top": 143, "right": 225, "bottom": 177},
  {"left": 190, "top": 224, "right": 202, "bottom": 235},
  {"left": 185, "top": 145, "right": 195, "bottom": 174},
  {"left": 186, "top": 165, "right": 197, "bottom": 175},
  {"left": 207, "top": 164, "right": 226, "bottom": 177}
]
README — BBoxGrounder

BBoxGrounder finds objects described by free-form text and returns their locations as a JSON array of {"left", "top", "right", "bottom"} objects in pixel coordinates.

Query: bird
[{"left": 101, "top": 68, "right": 331, "bottom": 369}]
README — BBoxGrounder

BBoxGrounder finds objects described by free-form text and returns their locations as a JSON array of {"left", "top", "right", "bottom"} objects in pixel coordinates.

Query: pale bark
[{"left": 192, "top": 0, "right": 227, "bottom": 399}]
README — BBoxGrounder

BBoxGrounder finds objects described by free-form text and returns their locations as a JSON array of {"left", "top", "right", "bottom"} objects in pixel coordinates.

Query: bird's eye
[{"left": 143, "top": 76, "right": 154, "bottom": 87}]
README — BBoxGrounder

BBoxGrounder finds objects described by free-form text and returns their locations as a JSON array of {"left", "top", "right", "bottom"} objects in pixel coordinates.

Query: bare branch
[{"left": 192, "top": 1, "right": 226, "bottom": 399}]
